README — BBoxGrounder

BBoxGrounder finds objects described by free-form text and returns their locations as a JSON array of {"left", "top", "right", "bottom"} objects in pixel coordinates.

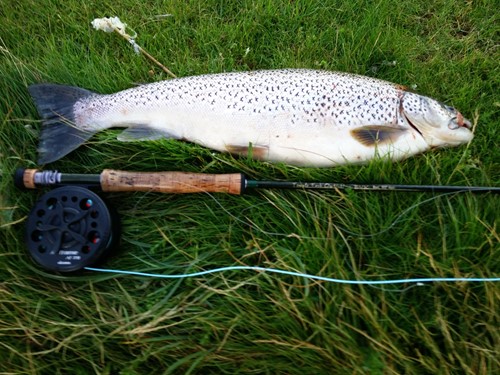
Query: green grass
[{"left": 1, "top": 0, "right": 499, "bottom": 373}]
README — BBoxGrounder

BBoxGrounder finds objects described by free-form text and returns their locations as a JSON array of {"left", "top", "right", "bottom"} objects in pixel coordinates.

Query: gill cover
[{"left": 401, "top": 92, "right": 473, "bottom": 147}]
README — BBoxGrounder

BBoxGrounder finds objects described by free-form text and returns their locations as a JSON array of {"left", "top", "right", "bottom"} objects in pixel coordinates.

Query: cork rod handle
[{"left": 100, "top": 169, "right": 245, "bottom": 195}]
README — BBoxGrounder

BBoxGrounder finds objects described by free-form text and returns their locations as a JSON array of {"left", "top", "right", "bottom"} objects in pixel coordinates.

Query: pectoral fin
[
  {"left": 117, "top": 126, "right": 180, "bottom": 142},
  {"left": 226, "top": 144, "right": 269, "bottom": 160},
  {"left": 351, "top": 126, "right": 407, "bottom": 147}
]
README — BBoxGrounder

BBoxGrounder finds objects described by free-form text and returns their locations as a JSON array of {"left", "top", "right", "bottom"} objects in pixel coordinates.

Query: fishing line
[
  {"left": 107, "top": 188, "right": 432, "bottom": 280},
  {"left": 84, "top": 265, "right": 500, "bottom": 286},
  {"left": 126, "top": 190, "right": 496, "bottom": 292}
]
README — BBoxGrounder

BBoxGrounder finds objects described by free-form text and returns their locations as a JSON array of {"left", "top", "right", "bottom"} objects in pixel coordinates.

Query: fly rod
[{"left": 15, "top": 168, "right": 500, "bottom": 194}]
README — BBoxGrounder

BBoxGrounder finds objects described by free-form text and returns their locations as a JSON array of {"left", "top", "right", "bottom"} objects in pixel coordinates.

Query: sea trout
[{"left": 28, "top": 69, "right": 473, "bottom": 166}]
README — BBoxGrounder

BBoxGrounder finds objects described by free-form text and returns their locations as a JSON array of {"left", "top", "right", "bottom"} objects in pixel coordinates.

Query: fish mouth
[{"left": 455, "top": 113, "right": 472, "bottom": 129}]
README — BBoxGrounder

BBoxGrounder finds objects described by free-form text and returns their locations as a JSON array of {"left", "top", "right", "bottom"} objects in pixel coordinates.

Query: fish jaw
[{"left": 400, "top": 92, "right": 474, "bottom": 148}]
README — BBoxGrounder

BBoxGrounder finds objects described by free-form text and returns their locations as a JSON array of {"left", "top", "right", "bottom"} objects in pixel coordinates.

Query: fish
[{"left": 28, "top": 69, "right": 473, "bottom": 166}]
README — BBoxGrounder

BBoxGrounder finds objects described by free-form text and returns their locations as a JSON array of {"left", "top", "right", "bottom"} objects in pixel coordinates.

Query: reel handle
[{"left": 100, "top": 169, "right": 245, "bottom": 195}]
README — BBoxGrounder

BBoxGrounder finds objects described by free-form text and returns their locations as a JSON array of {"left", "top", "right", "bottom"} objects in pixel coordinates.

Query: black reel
[{"left": 25, "top": 186, "right": 120, "bottom": 272}]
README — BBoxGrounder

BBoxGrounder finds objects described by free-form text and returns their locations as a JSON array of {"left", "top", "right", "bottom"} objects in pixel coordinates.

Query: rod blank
[{"left": 247, "top": 180, "right": 499, "bottom": 193}]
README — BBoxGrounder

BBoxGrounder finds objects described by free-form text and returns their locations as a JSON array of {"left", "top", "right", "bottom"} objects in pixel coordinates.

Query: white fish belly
[{"left": 97, "top": 107, "right": 428, "bottom": 166}]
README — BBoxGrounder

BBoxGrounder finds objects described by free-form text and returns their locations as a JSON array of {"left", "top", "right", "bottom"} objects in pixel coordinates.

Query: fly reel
[{"left": 25, "top": 186, "right": 120, "bottom": 272}]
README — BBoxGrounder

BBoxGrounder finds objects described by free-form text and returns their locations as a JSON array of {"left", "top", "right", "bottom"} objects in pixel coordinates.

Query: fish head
[{"left": 401, "top": 92, "right": 473, "bottom": 148}]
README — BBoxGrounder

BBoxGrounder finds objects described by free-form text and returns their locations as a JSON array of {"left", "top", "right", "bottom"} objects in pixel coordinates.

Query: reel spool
[{"left": 25, "top": 186, "right": 120, "bottom": 272}]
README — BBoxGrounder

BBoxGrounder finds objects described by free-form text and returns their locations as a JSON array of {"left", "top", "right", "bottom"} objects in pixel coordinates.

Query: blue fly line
[{"left": 85, "top": 266, "right": 500, "bottom": 285}]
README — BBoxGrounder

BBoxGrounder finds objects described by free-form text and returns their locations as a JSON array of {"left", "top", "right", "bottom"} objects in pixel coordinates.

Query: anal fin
[
  {"left": 226, "top": 144, "right": 269, "bottom": 160},
  {"left": 351, "top": 126, "right": 407, "bottom": 147}
]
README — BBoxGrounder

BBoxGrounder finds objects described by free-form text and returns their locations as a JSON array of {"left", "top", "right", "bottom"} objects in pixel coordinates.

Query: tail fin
[{"left": 28, "top": 84, "right": 97, "bottom": 164}]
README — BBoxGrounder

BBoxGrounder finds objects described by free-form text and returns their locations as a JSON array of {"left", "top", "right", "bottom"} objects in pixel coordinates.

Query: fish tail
[{"left": 28, "top": 83, "right": 97, "bottom": 164}]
